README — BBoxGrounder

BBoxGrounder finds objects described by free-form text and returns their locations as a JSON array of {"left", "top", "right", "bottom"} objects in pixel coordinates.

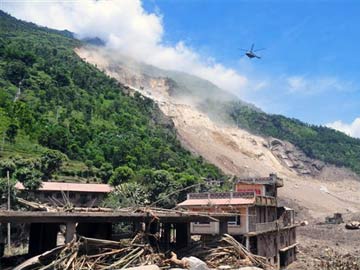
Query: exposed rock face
[
  {"left": 268, "top": 138, "right": 325, "bottom": 177},
  {"left": 76, "top": 46, "right": 360, "bottom": 219}
]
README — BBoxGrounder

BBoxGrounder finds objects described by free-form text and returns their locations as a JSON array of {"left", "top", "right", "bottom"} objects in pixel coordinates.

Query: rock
[
  {"left": 185, "top": 256, "right": 209, "bottom": 270},
  {"left": 345, "top": 221, "right": 360, "bottom": 230},
  {"left": 268, "top": 137, "right": 325, "bottom": 177},
  {"left": 236, "top": 267, "right": 263, "bottom": 270},
  {"left": 126, "top": 266, "right": 160, "bottom": 270},
  {"left": 270, "top": 139, "right": 283, "bottom": 147},
  {"left": 300, "top": 220, "right": 309, "bottom": 226}
]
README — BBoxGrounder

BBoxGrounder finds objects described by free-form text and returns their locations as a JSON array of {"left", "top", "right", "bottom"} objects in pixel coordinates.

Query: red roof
[
  {"left": 178, "top": 197, "right": 255, "bottom": 207},
  {"left": 15, "top": 182, "right": 113, "bottom": 193}
]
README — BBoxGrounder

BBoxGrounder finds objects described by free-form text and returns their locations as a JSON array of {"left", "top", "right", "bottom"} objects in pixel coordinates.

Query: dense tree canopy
[
  {"left": 0, "top": 11, "right": 223, "bottom": 205},
  {"left": 225, "top": 102, "right": 360, "bottom": 175}
]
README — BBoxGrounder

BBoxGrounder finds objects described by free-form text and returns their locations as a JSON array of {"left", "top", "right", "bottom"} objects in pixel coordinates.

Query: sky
[{"left": 1, "top": 0, "right": 360, "bottom": 137}]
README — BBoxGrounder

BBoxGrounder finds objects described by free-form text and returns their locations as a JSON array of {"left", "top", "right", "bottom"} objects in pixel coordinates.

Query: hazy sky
[{"left": 1, "top": 0, "right": 360, "bottom": 137}]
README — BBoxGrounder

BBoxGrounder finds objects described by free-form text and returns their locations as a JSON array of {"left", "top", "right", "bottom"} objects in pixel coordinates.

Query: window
[
  {"left": 280, "top": 234, "right": 284, "bottom": 245},
  {"left": 228, "top": 215, "right": 241, "bottom": 226}
]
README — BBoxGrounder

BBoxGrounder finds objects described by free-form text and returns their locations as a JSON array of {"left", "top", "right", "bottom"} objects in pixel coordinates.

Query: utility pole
[
  {"left": 7, "top": 170, "right": 11, "bottom": 255},
  {"left": 1, "top": 132, "right": 4, "bottom": 155}
]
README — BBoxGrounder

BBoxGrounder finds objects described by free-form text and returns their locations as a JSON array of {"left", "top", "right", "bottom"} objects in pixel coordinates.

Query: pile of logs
[
  {"left": 13, "top": 233, "right": 272, "bottom": 270},
  {"left": 14, "top": 234, "right": 167, "bottom": 270},
  {"left": 201, "top": 234, "right": 274, "bottom": 270}
]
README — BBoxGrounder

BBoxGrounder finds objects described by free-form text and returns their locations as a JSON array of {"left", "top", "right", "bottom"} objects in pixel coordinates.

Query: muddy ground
[{"left": 288, "top": 213, "right": 360, "bottom": 270}]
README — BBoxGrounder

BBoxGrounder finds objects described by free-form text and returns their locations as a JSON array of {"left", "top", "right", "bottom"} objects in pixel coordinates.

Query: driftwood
[
  {"left": 164, "top": 252, "right": 190, "bottom": 268},
  {"left": 14, "top": 233, "right": 272, "bottom": 270},
  {"left": 17, "top": 197, "right": 114, "bottom": 213},
  {"left": 17, "top": 198, "right": 56, "bottom": 212},
  {"left": 14, "top": 234, "right": 167, "bottom": 270},
  {"left": 192, "top": 234, "right": 273, "bottom": 270},
  {"left": 13, "top": 245, "right": 64, "bottom": 270}
]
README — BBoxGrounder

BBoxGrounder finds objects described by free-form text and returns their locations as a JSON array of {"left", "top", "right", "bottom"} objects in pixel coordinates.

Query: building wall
[
  {"left": 280, "top": 246, "right": 296, "bottom": 268},
  {"left": 256, "top": 231, "right": 279, "bottom": 266},
  {"left": 26, "top": 191, "right": 106, "bottom": 207},
  {"left": 236, "top": 183, "right": 264, "bottom": 195},
  {"left": 189, "top": 207, "right": 249, "bottom": 235},
  {"left": 279, "top": 227, "right": 296, "bottom": 249},
  {"left": 255, "top": 227, "right": 297, "bottom": 268},
  {"left": 248, "top": 206, "right": 257, "bottom": 232},
  {"left": 255, "top": 206, "right": 277, "bottom": 223}
]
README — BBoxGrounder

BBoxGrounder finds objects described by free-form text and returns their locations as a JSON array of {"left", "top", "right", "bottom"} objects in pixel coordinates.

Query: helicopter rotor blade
[
  {"left": 250, "top": 43, "right": 254, "bottom": 51},
  {"left": 254, "top": 48, "right": 266, "bottom": 52},
  {"left": 239, "top": 48, "right": 248, "bottom": 51}
]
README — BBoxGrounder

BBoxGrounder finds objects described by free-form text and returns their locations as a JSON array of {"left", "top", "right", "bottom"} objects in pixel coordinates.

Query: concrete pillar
[
  {"left": 0, "top": 223, "right": 4, "bottom": 258},
  {"left": 175, "top": 223, "right": 190, "bottom": 249},
  {"left": 29, "top": 223, "right": 59, "bottom": 256},
  {"left": 245, "top": 236, "right": 250, "bottom": 250},
  {"left": 161, "top": 223, "right": 171, "bottom": 251},
  {"left": 219, "top": 221, "right": 228, "bottom": 235},
  {"left": 65, "top": 222, "right": 76, "bottom": 243}
]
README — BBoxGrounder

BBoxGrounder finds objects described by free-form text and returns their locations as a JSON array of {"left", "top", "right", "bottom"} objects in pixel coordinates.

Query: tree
[
  {"left": 97, "top": 162, "right": 113, "bottom": 183},
  {"left": 5, "top": 123, "right": 18, "bottom": 143},
  {"left": 0, "top": 159, "right": 16, "bottom": 177},
  {"left": 102, "top": 182, "right": 149, "bottom": 208},
  {"left": 109, "top": 166, "right": 134, "bottom": 186},
  {"left": 40, "top": 150, "right": 67, "bottom": 180},
  {"left": 4, "top": 60, "right": 27, "bottom": 84},
  {"left": 15, "top": 167, "right": 42, "bottom": 190}
]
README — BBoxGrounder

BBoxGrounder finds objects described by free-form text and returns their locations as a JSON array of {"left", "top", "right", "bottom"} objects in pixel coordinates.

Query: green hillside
[
  {"left": 0, "top": 11, "right": 222, "bottom": 204},
  {"left": 224, "top": 101, "right": 360, "bottom": 175}
]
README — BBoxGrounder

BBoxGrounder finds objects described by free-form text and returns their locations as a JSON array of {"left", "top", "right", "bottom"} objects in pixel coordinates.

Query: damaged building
[
  {"left": 177, "top": 173, "right": 298, "bottom": 269},
  {"left": 15, "top": 182, "right": 112, "bottom": 207}
]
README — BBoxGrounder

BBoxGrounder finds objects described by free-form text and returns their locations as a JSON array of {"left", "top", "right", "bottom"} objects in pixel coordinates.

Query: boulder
[
  {"left": 345, "top": 221, "right": 360, "bottom": 230},
  {"left": 126, "top": 266, "right": 160, "bottom": 270}
]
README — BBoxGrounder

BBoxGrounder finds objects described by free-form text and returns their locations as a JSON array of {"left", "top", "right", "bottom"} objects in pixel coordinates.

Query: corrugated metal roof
[
  {"left": 178, "top": 197, "right": 255, "bottom": 207},
  {"left": 15, "top": 182, "right": 113, "bottom": 193}
]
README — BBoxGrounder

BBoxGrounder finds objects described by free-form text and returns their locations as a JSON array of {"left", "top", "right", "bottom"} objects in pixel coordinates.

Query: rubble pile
[
  {"left": 13, "top": 234, "right": 272, "bottom": 270},
  {"left": 316, "top": 249, "right": 360, "bottom": 270},
  {"left": 201, "top": 234, "right": 273, "bottom": 270},
  {"left": 14, "top": 234, "right": 167, "bottom": 270}
]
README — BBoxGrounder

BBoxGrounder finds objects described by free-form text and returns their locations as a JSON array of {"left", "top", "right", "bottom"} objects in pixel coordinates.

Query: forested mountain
[
  {"left": 200, "top": 99, "right": 360, "bottom": 175},
  {"left": 0, "top": 11, "right": 222, "bottom": 205},
  {"left": 89, "top": 47, "right": 360, "bottom": 177}
]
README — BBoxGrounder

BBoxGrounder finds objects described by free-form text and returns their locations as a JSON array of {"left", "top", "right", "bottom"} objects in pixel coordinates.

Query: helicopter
[{"left": 240, "top": 44, "right": 265, "bottom": 59}]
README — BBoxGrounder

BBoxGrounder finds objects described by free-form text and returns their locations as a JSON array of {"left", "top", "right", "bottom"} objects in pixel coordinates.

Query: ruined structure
[
  {"left": 15, "top": 182, "right": 112, "bottom": 207},
  {"left": 177, "top": 173, "right": 298, "bottom": 269}
]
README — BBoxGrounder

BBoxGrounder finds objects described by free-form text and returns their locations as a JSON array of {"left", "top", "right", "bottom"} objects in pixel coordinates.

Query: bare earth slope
[{"left": 76, "top": 47, "right": 360, "bottom": 220}]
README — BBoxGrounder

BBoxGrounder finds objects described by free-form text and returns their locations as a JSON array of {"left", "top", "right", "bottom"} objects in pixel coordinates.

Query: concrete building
[
  {"left": 177, "top": 174, "right": 297, "bottom": 269},
  {"left": 15, "top": 182, "right": 112, "bottom": 207}
]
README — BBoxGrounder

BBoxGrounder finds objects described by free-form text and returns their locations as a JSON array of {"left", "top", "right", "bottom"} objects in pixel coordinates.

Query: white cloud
[
  {"left": 286, "top": 75, "right": 353, "bottom": 95},
  {"left": 326, "top": 118, "right": 360, "bottom": 138},
  {"left": 1, "top": 0, "right": 247, "bottom": 93}
]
